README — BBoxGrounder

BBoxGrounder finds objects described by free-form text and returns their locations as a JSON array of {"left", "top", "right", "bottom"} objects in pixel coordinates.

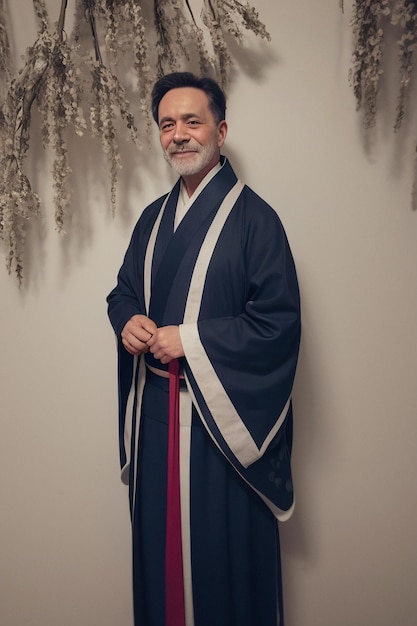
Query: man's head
[
  {"left": 151, "top": 72, "right": 226, "bottom": 126},
  {"left": 151, "top": 73, "right": 228, "bottom": 192}
]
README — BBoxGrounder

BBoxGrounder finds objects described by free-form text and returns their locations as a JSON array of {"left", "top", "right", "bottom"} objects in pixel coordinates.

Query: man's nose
[{"left": 173, "top": 122, "right": 190, "bottom": 144}]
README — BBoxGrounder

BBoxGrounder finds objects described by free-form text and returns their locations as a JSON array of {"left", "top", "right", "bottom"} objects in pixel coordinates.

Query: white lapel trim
[{"left": 180, "top": 180, "right": 292, "bottom": 468}]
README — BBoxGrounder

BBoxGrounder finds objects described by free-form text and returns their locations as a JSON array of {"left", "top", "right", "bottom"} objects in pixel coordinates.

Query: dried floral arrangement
[
  {"left": 346, "top": 0, "right": 417, "bottom": 131},
  {"left": 0, "top": 0, "right": 12, "bottom": 97},
  {"left": 0, "top": 0, "right": 270, "bottom": 283},
  {"left": 343, "top": 1, "right": 417, "bottom": 208}
]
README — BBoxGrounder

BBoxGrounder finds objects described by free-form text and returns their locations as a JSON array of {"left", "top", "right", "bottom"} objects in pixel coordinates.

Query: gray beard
[{"left": 163, "top": 142, "right": 217, "bottom": 177}]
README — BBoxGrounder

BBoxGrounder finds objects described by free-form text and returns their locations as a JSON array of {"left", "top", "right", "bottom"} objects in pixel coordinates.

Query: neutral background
[{"left": 1, "top": 1, "right": 416, "bottom": 625}]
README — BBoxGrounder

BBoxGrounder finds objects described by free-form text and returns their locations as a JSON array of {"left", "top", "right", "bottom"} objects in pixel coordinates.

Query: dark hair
[{"left": 151, "top": 72, "right": 226, "bottom": 125}]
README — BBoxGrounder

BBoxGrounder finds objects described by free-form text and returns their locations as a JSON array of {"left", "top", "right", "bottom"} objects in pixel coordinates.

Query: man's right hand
[{"left": 121, "top": 315, "right": 157, "bottom": 356}]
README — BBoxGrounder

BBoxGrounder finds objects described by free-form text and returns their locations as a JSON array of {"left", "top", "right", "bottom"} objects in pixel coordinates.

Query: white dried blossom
[
  {"left": 201, "top": 0, "right": 270, "bottom": 88},
  {"left": 349, "top": 0, "right": 391, "bottom": 129},
  {"left": 36, "top": 35, "right": 87, "bottom": 231},
  {"left": 391, "top": 0, "right": 417, "bottom": 131},
  {"left": 153, "top": 0, "right": 180, "bottom": 75},
  {"left": 201, "top": 0, "right": 232, "bottom": 87},
  {"left": 181, "top": 0, "right": 213, "bottom": 77},
  {"left": 0, "top": 0, "right": 12, "bottom": 100},
  {"left": 89, "top": 61, "right": 138, "bottom": 214},
  {"left": 348, "top": 0, "right": 417, "bottom": 132},
  {"left": 0, "top": 26, "right": 50, "bottom": 281},
  {"left": 344, "top": 1, "right": 417, "bottom": 210},
  {"left": 117, "top": 1, "right": 153, "bottom": 131},
  {"left": 243, "top": 2, "right": 270, "bottom": 39}
]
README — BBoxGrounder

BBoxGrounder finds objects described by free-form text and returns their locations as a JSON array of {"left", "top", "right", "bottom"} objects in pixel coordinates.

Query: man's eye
[
  {"left": 188, "top": 120, "right": 200, "bottom": 125},
  {"left": 160, "top": 123, "right": 174, "bottom": 131}
]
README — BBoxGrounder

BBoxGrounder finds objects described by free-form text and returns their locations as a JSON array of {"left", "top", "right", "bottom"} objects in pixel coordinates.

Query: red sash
[{"left": 166, "top": 359, "right": 186, "bottom": 626}]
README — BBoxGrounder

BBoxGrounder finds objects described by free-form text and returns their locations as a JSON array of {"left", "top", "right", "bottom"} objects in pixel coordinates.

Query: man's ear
[{"left": 217, "top": 120, "right": 228, "bottom": 148}]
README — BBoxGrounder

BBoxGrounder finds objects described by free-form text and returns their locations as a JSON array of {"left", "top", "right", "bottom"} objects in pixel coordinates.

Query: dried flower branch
[
  {"left": 84, "top": 3, "right": 138, "bottom": 214},
  {"left": 35, "top": 0, "right": 88, "bottom": 232},
  {"left": 0, "top": 0, "right": 12, "bottom": 99},
  {"left": 0, "top": 1, "right": 51, "bottom": 281},
  {"left": 153, "top": 0, "right": 180, "bottom": 75},
  {"left": 88, "top": 0, "right": 153, "bottom": 128},
  {"left": 153, "top": 0, "right": 214, "bottom": 79},
  {"left": 89, "top": 61, "right": 138, "bottom": 214},
  {"left": 202, "top": 0, "right": 232, "bottom": 87},
  {"left": 349, "top": 0, "right": 391, "bottom": 129},
  {"left": 183, "top": 0, "right": 212, "bottom": 76},
  {"left": 202, "top": 0, "right": 270, "bottom": 87},
  {"left": 391, "top": 0, "right": 417, "bottom": 131},
  {"left": 223, "top": 0, "right": 271, "bottom": 41},
  {"left": 345, "top": 1, "right": 417, "bottom": 210},
  {"left": 0, "top": 0, "right": 87, "bottom": 279},
  {"left": 347, "top": 0, "right": 417, "bottom": 131},
  {"left": 1, "top": 0, "right": 271, "bottom": 281},
  {"left": 119, "top": 1, "right": 152, "bottom": 124}
]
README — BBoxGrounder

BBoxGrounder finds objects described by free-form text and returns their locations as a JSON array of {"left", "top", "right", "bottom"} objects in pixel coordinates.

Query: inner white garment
[{"left": 174, "top": 161, "right": 223, "bottom": 230}]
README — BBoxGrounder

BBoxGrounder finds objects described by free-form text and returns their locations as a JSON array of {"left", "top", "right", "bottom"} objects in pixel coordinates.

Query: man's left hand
[{"left": 147, "top": 326, "right": 184, "bottom": 364}]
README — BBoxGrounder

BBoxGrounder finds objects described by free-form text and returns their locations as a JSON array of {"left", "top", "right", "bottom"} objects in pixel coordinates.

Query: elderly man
[{"left": 107, "top": 72, "right": 301, "bottom": 626}]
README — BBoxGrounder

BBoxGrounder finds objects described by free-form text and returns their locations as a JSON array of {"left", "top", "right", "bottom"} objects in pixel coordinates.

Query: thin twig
[
  {"left": 57, "top": 0, "right": 68, "bottom": 41},
  {"left": 184, "top": 0, "right": 197, "bottom": 26},
  {"left": 87, "top": 3, "right": 102, "bottom": 64}
]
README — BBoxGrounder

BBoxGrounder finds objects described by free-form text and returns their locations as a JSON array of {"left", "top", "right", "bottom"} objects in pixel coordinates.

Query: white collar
[{"left": 175, "top": 160, "right": 223, "bottom": 230}]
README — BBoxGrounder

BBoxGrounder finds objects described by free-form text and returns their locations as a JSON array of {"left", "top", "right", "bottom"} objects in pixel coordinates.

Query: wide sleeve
[
  {"left": 105, "top": 221, "right": 143, "bottom": 477},
  {"left": 107, "top": 220, "right": 146, "bottom": 338},
  {"left": 179, "top": 198, "right": 301, "bottom": 469}
]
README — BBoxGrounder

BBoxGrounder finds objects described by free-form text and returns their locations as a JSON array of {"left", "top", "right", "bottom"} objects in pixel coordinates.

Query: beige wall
[{"left": 1, "top": 1, "right": 416, "bottom": 625}]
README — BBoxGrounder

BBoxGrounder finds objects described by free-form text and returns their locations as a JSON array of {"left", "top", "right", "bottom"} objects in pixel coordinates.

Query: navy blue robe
[{"left": 107, "top": 158, "right": 301, "bottom": 626}]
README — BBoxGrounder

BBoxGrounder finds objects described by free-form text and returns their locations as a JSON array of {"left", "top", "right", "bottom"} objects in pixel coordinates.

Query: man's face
[{"left": 158, "top": 87, "right": 227, "bottom": 181}]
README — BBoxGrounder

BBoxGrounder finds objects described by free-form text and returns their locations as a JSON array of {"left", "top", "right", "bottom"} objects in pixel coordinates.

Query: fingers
[
  {"left": 141, "top": 319, "right": 157, "bottom": 336},
  {"left": 130, "top": 314, "right": 157, "bottom": 337},
  {"left": 122, "top": 335, "right": 148, "bottom": 356},
  {"left": 147, "top": 326, "right": 184, "bottom": 362},
  {"left": 121, "top": 315, "right": 157, "bottom": 355},
  {"left": 121, "top": 320, "right": 184, "bottom": 360}
]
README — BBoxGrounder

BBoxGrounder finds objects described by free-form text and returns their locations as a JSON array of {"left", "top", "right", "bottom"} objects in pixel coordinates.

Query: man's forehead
[{"left": 158, "top": 87, "right": 210, "bottom": 116}]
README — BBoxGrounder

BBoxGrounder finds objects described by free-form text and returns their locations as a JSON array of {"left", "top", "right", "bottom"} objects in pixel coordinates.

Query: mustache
[{"left": 167, "top": 142, "right": 200, "bottom": 155}]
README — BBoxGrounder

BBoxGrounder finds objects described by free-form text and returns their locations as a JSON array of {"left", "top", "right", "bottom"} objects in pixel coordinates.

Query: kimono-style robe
[{"left": 107, "top": 158, "right": 301, "bottom": 626}]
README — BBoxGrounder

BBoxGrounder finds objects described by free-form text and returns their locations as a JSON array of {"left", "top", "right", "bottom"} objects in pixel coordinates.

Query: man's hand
[
  {"left": 121, "top": 315, "right": 157, "bottom": 356},
  {"left": 147, "top": 326, "right": 184, "bottom": 364}
]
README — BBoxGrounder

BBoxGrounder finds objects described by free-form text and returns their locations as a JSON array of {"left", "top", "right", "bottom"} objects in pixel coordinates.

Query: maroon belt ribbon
[{"left": 166, "top": 359, "right": 186, "bottom": 626}]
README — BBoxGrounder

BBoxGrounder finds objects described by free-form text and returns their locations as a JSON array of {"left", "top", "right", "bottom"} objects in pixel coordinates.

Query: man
[{"left": 107, "top": 72, "right": 301, "bottom": 626}]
